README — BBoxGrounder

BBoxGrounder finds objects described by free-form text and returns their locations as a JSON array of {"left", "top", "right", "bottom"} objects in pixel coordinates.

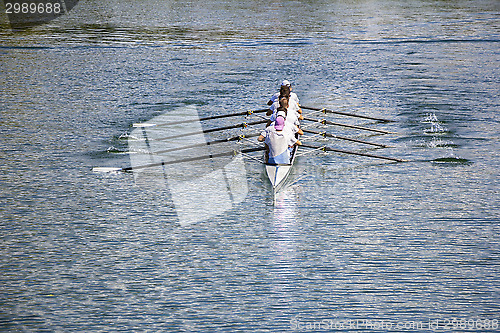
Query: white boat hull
[{"left": 265, "top": 145, "right": 298, "bottom": 193}]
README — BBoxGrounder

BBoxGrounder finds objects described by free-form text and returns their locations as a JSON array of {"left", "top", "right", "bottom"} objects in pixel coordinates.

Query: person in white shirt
[
  {"left": 267, "top": 85, "right": 290, "bottom": 116},
  {"left": 258, "top": 115, "right": 302, "bottom": 165},
  {"left": 268, "top": 98, "right": 303, "bottom": 134},
  {"left": 286, "top": 93, "right": 302, "bottom": 116},
  {"left": 267, "top": 80, "right": 301, "bottom": 114}
]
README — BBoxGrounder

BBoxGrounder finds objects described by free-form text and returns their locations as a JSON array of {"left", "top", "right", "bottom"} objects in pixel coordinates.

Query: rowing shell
[
  {"left": 265, "top": 143, "right": 299, "bottom": 193},
  {"left": 93, "top": 105, "right": 404, "bottom": 206}
]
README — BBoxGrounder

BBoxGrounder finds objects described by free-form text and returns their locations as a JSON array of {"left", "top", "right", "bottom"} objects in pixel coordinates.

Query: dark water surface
[{"left": 1, "top": 0, "right": 499, "bottom": 332}]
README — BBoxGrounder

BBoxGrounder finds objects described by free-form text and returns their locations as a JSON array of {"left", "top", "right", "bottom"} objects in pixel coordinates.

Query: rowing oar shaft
[
  {"left": 134, "top": 109, "right": 269, "bottom": 128},
  {"left": 153, "top": 133, "right": 261, "bottom": 155},
  {"left": 122, "top": 146, "right": 265, "bottom": 171},
  {"left": 301, "top": 106, "right": 394, "bottom": 123},
  {"left": 302, "top": 129, "right": 389, "bottom": 148},
  {"left": 302, "top": 117, "right": 395, "bottom": 135},
  {"left": 154, "top": 120, "right": 267, "bottom": 141},
  {"left": 301, "top": 143, "right": 406, "bottom": 163},
  {"left": 198, "top": 109, "right": 268, "bottom": 122}
]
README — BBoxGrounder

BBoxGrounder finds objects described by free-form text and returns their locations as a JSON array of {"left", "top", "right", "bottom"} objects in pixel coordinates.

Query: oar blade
[
  {"left": 92, "top": 167, "right": 123, "bottom": 173},
  {"left": 132, "top": 123, "right": 157, "bottom": 128}
]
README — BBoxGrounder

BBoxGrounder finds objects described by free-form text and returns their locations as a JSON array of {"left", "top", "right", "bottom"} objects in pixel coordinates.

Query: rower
[
  {"left": 286, "top": 91, "right": 303, "bottom": 116},
  {"left": 267, "top": 84, "right": 291, "bottom": 116},
  {"left": 267, "top": 80, "right": 302, "bottom": 114},
  {"left": 258, "top": 115, "right": 302, "bottom": 165},
  {"left": 268, "top": 98, "right": 303, "bottom": 135}
]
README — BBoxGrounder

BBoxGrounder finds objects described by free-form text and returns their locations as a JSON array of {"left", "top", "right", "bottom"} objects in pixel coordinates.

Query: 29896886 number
[
  {"left": 4, "top": 0, "right": 78, "bottom": 30},
  {"left": 5, "top": 2, "right": 62, "bottom": 14},
  {"left": 443, "top": 318, "right": 499, "bottom": 330}
]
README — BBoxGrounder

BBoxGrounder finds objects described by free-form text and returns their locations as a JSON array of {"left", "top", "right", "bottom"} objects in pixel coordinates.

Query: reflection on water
[
  {"left": 270, "top": 187, "right": 299, "bottom": 296},
  {"left": 268, "top": 187, "right": 303, "bottom": 329}
]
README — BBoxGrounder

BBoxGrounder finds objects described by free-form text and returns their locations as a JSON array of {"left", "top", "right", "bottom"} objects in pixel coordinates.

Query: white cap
[{"left": 281, "top": 80, "right": 291, "bottom": 87}]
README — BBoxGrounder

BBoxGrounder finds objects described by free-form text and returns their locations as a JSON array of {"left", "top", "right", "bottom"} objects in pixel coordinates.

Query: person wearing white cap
[
  {"left": 267, "top": 80, "right": 300, "bottom": 108},
  {"left": 267, "top": 85, "right": 291, "bottom": 117},
  {"left": 258, "top": 115, "right": 301, "bottom": 165}
]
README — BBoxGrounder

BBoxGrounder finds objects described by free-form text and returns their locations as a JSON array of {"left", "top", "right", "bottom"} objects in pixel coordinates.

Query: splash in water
[
  {"left": 422, "top": 113, "right": 439, "bottom": 123},
  {"left": 422, "top": 112, "right": 448, "bottom": 134},
  {"left": 426, "top": 137, "right": 456, "bottom": 148}
]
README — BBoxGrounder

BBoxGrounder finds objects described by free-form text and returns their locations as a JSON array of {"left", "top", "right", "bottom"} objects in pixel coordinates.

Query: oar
[
  {"left": 302, "top": 129, "right": 390, "bottom": 148},
  {"left": 302, "top": 117, "right": 396, "bottom": 135},
  {"left": 133, "top": 109, "right": 269, "bottom": 128},
  {"left": 301, "top": 106, "right": 394, "bottom": 123},
  {"left": 301, "top": 143, "right": 406, "bottom": 163},
  {"left": 93, "top": 146, "right": 265, "bottom": 173},
  {"left": 153, "top": 133, "right": 261, "bottom": 155},
  {"left": 152, "top": 120, "right": 267, "bottom": 142}
]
